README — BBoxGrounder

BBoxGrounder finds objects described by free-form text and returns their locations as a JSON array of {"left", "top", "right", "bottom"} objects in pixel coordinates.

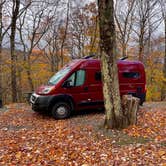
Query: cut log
[{"left": 121, "top": 95, "right": 140, "bottom": 127}]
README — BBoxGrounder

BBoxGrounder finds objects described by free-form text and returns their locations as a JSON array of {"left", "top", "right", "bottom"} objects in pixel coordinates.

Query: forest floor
[{"left": 0, "top": 102, "right": 165, "bottom": 165}]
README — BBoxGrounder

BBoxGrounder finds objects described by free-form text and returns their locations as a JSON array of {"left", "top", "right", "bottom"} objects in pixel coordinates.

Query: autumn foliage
[
  {"left": 0, "top": 1, "right": 165, "bottom": 104},
  {"left": 0, "top": 102, "right": 165, "bottom": 165}
]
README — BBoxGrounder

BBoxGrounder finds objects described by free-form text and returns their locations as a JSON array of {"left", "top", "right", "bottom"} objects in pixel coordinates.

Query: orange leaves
[
  {"left": 124, "top": 105, "right": 166, "bottom": 142},
  {"left": 158, "top": 150, "right": 165, "bottom": 157},
  {"left": 0, "top": 103, "right": 166, "bottom": 165}
]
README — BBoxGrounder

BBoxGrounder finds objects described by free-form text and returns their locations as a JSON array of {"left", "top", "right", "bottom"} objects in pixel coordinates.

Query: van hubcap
[{"left": 57, "top": 106, "right": 67, "bottom": 115}]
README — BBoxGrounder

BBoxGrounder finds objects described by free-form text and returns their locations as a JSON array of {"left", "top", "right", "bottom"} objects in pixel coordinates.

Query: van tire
[
  {"left": 51, "top": 102, "right": 71, "bottom": 119},
  {"left": 33, "top": 109, "right": 40, "bottom": 112}
]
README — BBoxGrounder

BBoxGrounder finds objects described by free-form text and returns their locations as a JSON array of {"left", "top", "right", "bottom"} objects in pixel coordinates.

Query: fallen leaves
[
  {"left": 123, "top": 107, "right": 166, "bottom": 142},
  {"left": 0, "top": 102, "right": 165, "bottom": 165}
]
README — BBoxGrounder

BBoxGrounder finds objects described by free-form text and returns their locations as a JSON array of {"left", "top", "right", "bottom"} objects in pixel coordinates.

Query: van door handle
[{"left": 84, "top": 87, "right": 88, "bottom": 91}]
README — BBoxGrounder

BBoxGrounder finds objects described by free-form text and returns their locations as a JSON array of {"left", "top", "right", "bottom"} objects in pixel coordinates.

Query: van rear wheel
[{"left": 52, "top": 102, "right": 71, "bottom": 119}]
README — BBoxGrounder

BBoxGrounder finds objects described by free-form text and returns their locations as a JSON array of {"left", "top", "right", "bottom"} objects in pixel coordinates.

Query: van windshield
[{"left": 48, "top": 67, "right": 70, "bottom": 85}]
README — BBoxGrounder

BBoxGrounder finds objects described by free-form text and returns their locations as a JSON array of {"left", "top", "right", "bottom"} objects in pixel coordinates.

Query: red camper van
[{"left": 30, "top": 58, "right": 146, "bottom": 119}]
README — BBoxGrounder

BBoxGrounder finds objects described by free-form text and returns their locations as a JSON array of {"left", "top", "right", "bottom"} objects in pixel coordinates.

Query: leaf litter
[{"left": 0, "top": 102, "right": 165, "bottom": 165}]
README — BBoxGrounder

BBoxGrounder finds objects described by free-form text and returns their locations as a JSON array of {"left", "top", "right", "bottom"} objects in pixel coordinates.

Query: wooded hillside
[{"left": 0, "top": 0, "right": 165, "bottom": 104}]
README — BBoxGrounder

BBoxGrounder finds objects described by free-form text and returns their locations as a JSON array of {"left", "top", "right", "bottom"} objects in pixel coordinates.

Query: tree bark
[
  {"left": 60, "top": 0, "right": 69, "bottom": 68},
  {"left": 0, "top": 43, "right": 2, "bottom": 107},
  {"left": 98, "top": 0, "right": 140, "bottom": 129},
  {"left": 0, "top": 1, "right": 3, "bottom": 105},
  {"left": 98, "top": 0, "right": 123, "bottom": 129},
  {"left": 17, "top": 66, "right": 23, "bottom": 102},
  {"left": 10, "top": 0, "right": 20, "bottom": 102},
  {"left": 159, "top": 0, "right": 166, "bottom": 100},
  {"left": 122, "top": 95, "right": 140, "bottom": 126},
  {"left": 138, "top": 28, "right": 145, "bottom": 62},
  {"left": 161, "top": 17, "right": 166, "bottom": 100},
  {"left": 164, "top": 18, "right": 166, "bottom": 78},
  {"left": 27, "top": 56, "right": 34, "bottom": 91},
  {"left": 122, "top": 43, "right": 127, "bottom": 58}
]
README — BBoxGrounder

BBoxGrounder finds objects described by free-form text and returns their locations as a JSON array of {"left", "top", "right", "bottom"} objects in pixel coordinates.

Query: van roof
[{"left": 64, "top": 59, "right": 144, "bottom": 70}]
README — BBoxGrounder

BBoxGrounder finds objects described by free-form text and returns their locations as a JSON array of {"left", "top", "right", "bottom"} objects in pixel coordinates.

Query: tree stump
[{"left": 121, "top": 95, "right": 140, "bottom": 128}]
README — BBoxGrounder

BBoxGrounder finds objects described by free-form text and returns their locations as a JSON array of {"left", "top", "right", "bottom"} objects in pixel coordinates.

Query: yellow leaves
[
  {"left": 158, "top": 150, "right": 165, "bottom": 156},
  {"left": 82, "top": 164, "right": 91, "bottom": 166},
  {"left": 15, "top": 151, "right": 22, "bottom": 159},
  {"left": 146, "top": 51, "right": 165, "bottom": 101}
]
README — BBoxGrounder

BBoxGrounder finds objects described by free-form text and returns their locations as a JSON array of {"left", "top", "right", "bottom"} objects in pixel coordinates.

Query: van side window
[
  {"left": 68, "top": 72, "right": 75, "bottom": 86},
  {"left": 123, "top": 72, "right": 140, "bottom": 78},
  {"left": 95, "top": 72, "right": 101, "bottom": 81},
  {"left": 67, "top": 70, "right": 85, "bottom": 86},
  {"left": 75, "top": 70, "right": 85, "bottom": 86}
]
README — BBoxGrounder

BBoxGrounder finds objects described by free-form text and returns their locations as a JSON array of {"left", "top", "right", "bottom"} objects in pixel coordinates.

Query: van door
[
  {"left": 62, "top": 69, "right": 91, "bottom": 110},
  {"left": 85, "top": 69, "right": 104, "bottom": 109}
]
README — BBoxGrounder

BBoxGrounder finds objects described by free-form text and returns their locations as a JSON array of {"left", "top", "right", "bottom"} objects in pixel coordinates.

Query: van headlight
[{"left": 41, "top": 86, "right": 54, "bottom": 94}]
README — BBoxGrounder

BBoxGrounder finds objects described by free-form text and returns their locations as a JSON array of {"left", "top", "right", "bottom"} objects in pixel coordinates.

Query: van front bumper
[{"left": 30, "top": 93, "right": 53, "bottom": 112}]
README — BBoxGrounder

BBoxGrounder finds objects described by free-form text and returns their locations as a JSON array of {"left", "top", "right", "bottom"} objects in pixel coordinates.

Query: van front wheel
[{"left": 52, "top": 102, "right": 71, "bottom": 119}]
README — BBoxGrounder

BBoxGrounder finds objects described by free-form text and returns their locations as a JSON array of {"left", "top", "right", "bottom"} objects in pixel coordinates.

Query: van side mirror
[{"left": 62, "top": 80, "right": 72, "bottom": 88}]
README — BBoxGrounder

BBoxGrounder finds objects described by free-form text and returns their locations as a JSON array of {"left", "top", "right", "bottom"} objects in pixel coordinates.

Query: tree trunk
[
  {"left": 0, "top": 2, "right": 3, "bottom": 106},
  {"left": 164, "top": 18, "right": 166, "bottom": 78},
  {"left": 0, "top": 43, "right": 2, "bottom": 107},
  {"left": 122, "top": 42, "right": 127, "bottom": 58},
  {"left": 17, "top": 66, "right": 23, "bottom": 102},
  {"left": 60, "top": 0, "right": 69, "bottom": 68},
  {"left": 10, "top": 0, "right": 20, "bottom": 102},
  {"left": 161, "top": 17, "right": 166, "bottom": 100},
  {"left": 0, "top": 42, "right": 2, "bottom": 105},
  {"left": 27, "top": 69, "right": 34, "bottom": 92},
  {"left": 50, "top": 53, "right": 58, "bottom": 73},
  {"left": 98, "top": 0, "right": 123, "bottom": 129},
  {"left": 138, "top": 30, "right": 144, "bottom": 62},
  {"left": 98, "top": 0, "right": 140, "bottom": 129},
  {"left": 27, "top": 56, "right": 34, "bottom": 92}
]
